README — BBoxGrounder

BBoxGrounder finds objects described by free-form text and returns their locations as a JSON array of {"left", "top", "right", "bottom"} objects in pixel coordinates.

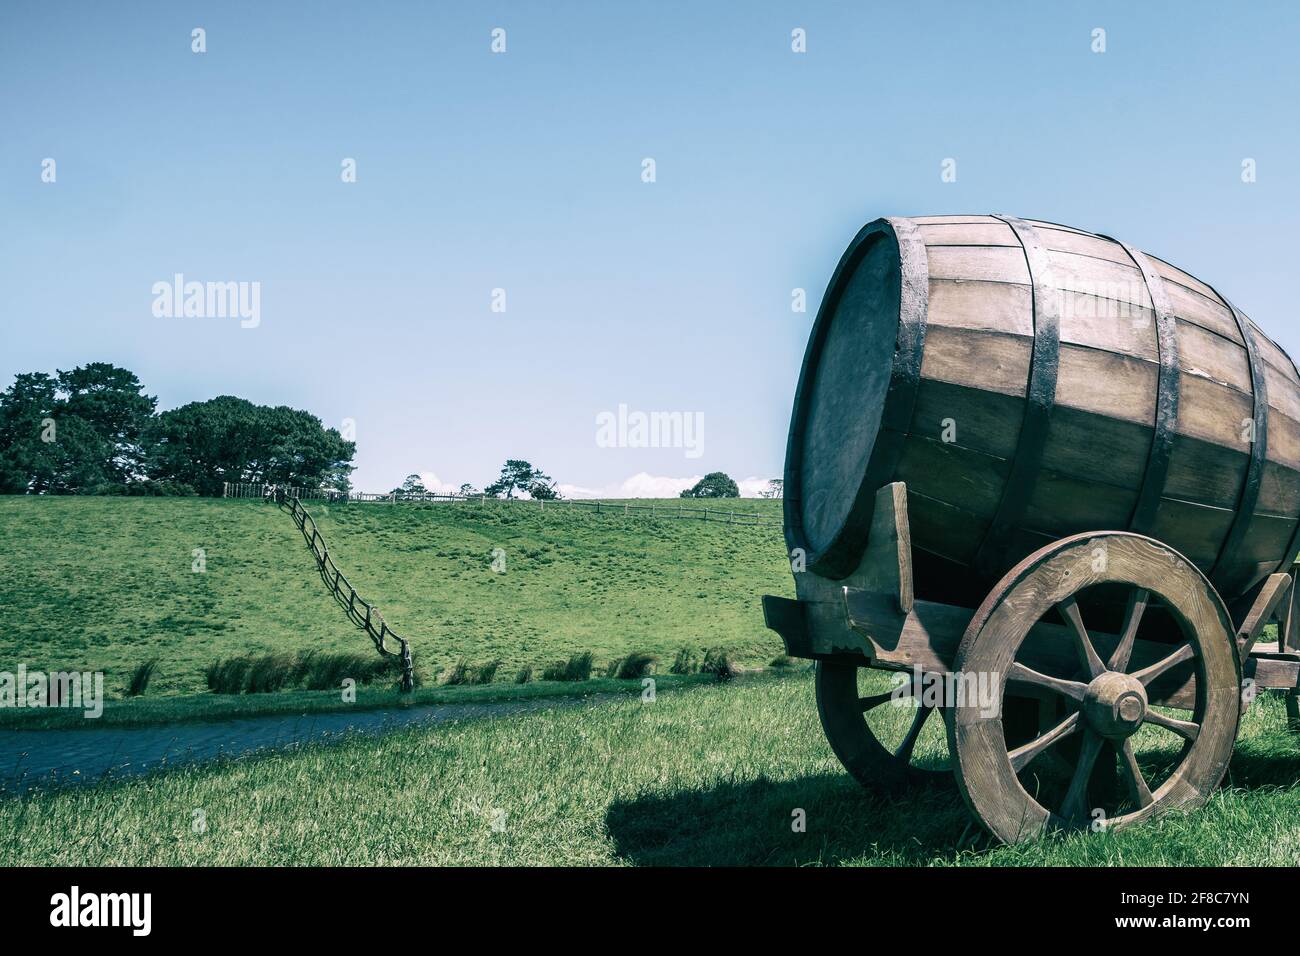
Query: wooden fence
[
  {"left": 225, "top": 481, "right": 781, "bottom": 526},
  {"left": 276, "top": 490, "right": 415, "bottom": 692}
]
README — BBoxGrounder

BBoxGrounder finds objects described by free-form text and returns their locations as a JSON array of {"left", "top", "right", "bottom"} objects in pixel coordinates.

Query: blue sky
[{"left": 3, "top": 1, "right": 1298, "bottom": 495}]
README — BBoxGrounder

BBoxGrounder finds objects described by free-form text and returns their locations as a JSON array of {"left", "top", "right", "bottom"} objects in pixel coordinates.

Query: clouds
[
  {"left": 558, "top": 472, "right": 775, "bottom": 499},
  {"left": 417, "top": 472, "right": 462, "bottom": 495}
]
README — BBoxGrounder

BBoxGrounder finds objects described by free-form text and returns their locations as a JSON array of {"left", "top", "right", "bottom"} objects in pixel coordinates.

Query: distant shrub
[
  {"left": 769, "top": 654, "right": 797, "bottom": 669},
  {"left": 669, "top": 648, "right": 699, "bottom": 675},
  {"left": 702, "top": 648, "right": 736, "bottom": 682},
  {"left": 444, "top": 659, "right": 471, "bottom": 686},
  {"left": 514, "top": 665, "right": 533, "bottom": 684},
  {"left": 615, "top": 652, "right": 657, "bottom": 679},
  {"left": 543, "top": 652, "right": 593, "bottom": 682},
  {"left": 472, "top": 660, "right": 501, "bottom": 685},
  {"left": 88, "top": 480, "right": 198, "bottom": 497},
  {"left": 127, "top": 659, "right": 158, "bottom": 696}
]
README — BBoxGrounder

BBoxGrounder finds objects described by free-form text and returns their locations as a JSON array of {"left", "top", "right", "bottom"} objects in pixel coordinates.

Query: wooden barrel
[{"left": 783, "top": 214, "right": 1300, "bottom": 605}]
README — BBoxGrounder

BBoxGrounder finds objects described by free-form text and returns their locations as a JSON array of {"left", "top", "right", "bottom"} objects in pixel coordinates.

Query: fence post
[{"left": 399, "top": 640, "right": 414, "bottom": 693}]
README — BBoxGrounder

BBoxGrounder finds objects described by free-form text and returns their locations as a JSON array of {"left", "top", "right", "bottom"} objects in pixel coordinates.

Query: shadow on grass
[
  {"left": 607, "top": 740, "right": 1300, "bottom": 866},
  {"left": 606, "top": 773, "right": 979, "bottom": 866},
  {"left": 1224, "top": 739, "right": 1300, "bottom": 790}
]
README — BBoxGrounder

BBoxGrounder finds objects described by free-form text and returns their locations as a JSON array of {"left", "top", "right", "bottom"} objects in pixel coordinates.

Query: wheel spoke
[
  {"left": 1143, "top": 708, "right": 1200, "bottom": 741},
  {"left": 1108, "top": 587, "right": 1150, "bottom": 672},
  {"left": 894, "top": 703, "right": 933, "bottom": 763},
  {"left": 858, "top": 689, "right": 898, "bottom": 713},
  {"left": 1118, "top": 739, "right": 1155, "bottom": 808},
  {"left": 1008, "top": 662, "right": 1088, "bottom": 702},
  {"left": 1060, "top": 729, "right": 1104, "bottom": 822},
  {"left": 1130, "top": 643, "right": 1195, "bottom": 686},
  {"left": 1008, "top": 711, "right": 1080, "bottom": 772},
  {"left": 1059, "top": 597, "right": 1106, "bottom": 678}
]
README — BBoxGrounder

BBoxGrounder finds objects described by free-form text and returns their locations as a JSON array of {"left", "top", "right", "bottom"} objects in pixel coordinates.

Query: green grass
[
  {"left": 0, "top": 673, "right": 714, "bottom": 730},
  {"left": 0, "top": 496, "right": 791, "bottom": 700},
  {"left": 4, "top": 671, "right": 1296, "bottom": 866}
]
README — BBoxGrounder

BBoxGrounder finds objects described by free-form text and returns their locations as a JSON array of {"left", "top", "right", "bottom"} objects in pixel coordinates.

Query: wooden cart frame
[{"left": 764, "top": 481, "right": 1300, "bottom": 844}]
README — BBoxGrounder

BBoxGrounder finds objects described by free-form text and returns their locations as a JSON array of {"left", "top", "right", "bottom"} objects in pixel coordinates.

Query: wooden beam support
[{"left": 1236, "top": 572, "right": 1292, "bottom": 659}]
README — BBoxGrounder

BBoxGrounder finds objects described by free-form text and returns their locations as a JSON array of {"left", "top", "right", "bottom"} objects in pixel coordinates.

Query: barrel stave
[{"left": 786, "top": 213, "right": 1300, "bottom": 604}]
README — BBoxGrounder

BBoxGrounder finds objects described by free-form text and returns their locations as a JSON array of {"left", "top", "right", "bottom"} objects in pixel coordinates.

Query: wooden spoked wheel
[
  {"left": 948, "top": 532, "right": 1241, "bottom": 844},
  {"left": 815, "top": 660, "right": 951, "bottom": 794}
]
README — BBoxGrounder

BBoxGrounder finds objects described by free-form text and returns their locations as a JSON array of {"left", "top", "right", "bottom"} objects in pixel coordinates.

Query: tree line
[
  {"left": 0, "top": 363, "right": 355, "bottom": 496},
  {"left": 0, "top": 363, "right": 779, "bottom": 501}
]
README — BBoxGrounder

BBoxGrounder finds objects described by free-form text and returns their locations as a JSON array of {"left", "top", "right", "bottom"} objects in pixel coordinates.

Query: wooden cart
[
  {"left": 765, "top": 481, "right": 1300, "bottom": 843},
  {"left": 764, "top": 215, "right": 1300, "bottom": 843}
]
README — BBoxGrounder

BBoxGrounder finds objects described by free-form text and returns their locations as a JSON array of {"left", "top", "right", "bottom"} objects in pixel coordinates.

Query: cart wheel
[
  {"left": 816, "top": 660, "right": 951, "bottom": 794},
  {"left": 948, "top": 532, "right": 1240, "bottom": 843}
]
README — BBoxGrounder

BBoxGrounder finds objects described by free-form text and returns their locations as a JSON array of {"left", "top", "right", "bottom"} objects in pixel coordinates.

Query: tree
[
  {"left": 394, "top": 474, "right": 427, "bottom": 495},
  {"left": 457, "top": 483, "right": 480, "bottom": 498},
  {"left": 0, "top": 364, "right": 155, "bottom": 494},
  {"left": 680, "top": 472, "right": 739, "bottom": 499},
  {"left": 0, "top": 372, "right": 60, "bottom": 493},
  {"left": 56, "top": 363, "right": 156, "bottom": 481},
  {"left": 146, "top": 396, "right": 355, "bottom": 496},
  {"left": 528, "top": 478, "right": 561, "bottom": 500},
  {"left": 484, "top": 459, "right": 555, "bottom": 499},
  {"left": 760, "top": 478, "right": 784, "bottom": 499}
]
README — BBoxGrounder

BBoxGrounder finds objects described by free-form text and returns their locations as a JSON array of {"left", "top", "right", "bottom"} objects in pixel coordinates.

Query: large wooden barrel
[{"left": 784, "top": 214, "right": 1300, "bottom": 605}]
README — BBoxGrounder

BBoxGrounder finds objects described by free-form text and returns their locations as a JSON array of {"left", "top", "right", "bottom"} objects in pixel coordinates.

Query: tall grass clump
[
  {"left": 444, "top": 660, "right": 471, "bottom": 686},
  {"left": 514, "top": 665, "right": 533, "bottom": 684},
  {"left": 615, "top": 652, "right": 657, "bottom": 679},
  {"left": 246, "top": 653, "right": 298, "bottom": 693},
  {"left": 669, "top": 648, "right": 699, "bottom": 675},
  {"left": 127, "top": 659, "right": 158, "bottom": 697},
  {"left": 205, "top": 657, "right": 252, "bottom": 694},
  {"left": 303, "top": 652, "right": 372, "bottom": 690},
  {"left": 702, "top": 648, "right": 736, "bottom": 682},
  {"left": 543, "top": 651, "right": 594, "bottom": 682},
  {"left": 472, "top": 661, "right": 501, "bottom": 685},
  {"left": 204, "top": 651, "right": 412, "bottom": 693}
]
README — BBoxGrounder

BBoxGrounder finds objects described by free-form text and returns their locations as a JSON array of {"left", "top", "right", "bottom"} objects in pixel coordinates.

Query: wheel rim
[
  {"left": 816, "top": 660, "right": 951, "bottom": 794},
  {"left": 949, "top": 532, "right": 1240, "bottom": 843}
]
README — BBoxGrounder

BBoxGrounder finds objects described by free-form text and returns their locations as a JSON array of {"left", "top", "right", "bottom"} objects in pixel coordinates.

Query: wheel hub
[{"left": 1082, "top": 671, "right": 1148, "bottom": 739}]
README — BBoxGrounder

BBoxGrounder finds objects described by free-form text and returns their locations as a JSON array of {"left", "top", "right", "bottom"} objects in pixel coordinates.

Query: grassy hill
[{"left": 0, "top": 496, "right": 792, "bottom": 697}]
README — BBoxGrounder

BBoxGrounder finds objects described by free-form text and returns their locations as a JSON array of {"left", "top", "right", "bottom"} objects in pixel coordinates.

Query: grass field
[
  {"left": 0, "top": 496, "right": 791, "bottom": 699},
  {"left": 4, "top": 670, "right": 1297, "bottom": 866},
  {"left": 0, "top": 673, "right": 713, "bottom": 730}
]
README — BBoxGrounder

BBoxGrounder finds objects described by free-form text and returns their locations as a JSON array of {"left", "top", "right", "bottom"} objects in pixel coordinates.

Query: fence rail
[
  {"left": 275, "top": 490, "right": 415, "bottom": 692},
  {"left": 225, "top": 481, "right": 781, "bottom": 526}
]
